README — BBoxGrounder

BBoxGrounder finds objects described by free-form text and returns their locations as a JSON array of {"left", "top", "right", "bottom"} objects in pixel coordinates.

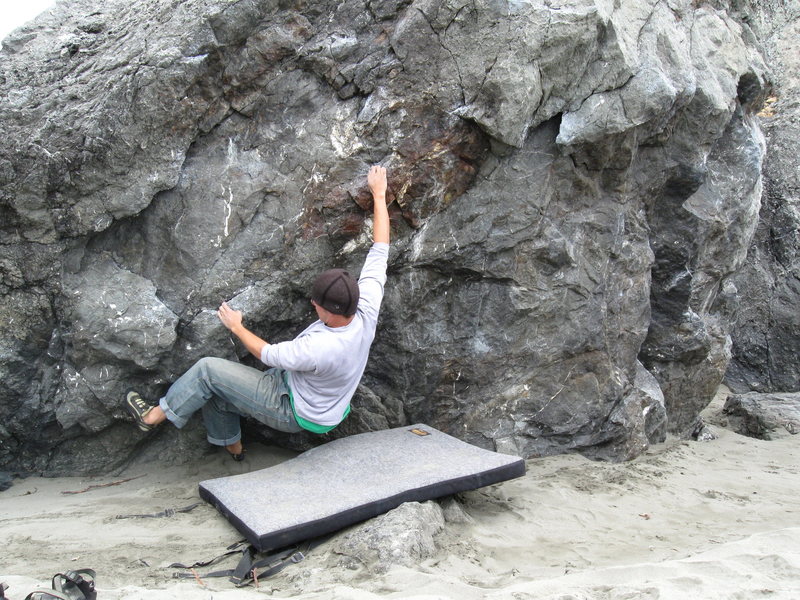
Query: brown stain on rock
[{"left": 300, "top": 106, "right": 489, "bottom": 241}]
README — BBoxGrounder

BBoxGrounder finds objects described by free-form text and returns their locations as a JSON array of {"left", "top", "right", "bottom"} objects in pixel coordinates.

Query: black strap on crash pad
[
  {"left": 115, "top": 502, "right": 201, "bottom": 519},
  {"left": 171, "top": 534, "right": 330, "bottom": 587},
  {"left": 168, "top": 539, "right": 250, "bottom": 570},
  {"left": 172, "top": 543, "right": 306, "bottom": 586}
]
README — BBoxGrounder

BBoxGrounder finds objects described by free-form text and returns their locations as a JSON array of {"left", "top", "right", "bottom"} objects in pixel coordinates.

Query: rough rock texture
[
  {"left": 724, "top": 1, "right": 800, "bottom": 394},
  {"left": 722, "top": 391, "right": 800, "bottom": 439},
  {"left": 328, "top": 501, "right": 445, "bottom": 574},
  {"left": 0, "top": 0, "right": 770, "bottom": 474}
]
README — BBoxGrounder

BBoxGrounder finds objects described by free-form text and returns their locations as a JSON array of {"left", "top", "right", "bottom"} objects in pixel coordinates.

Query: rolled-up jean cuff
[
  {"left": 159, "top": 397, "right": 188, "bottom": 429},
  {"left": 206, "top": 431, "right": 242, "bottom": 447}
]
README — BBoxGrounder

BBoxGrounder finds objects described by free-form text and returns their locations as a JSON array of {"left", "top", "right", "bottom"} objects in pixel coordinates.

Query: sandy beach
[{"left": 2, "top": 391, "right": 798, "bottom": 599}]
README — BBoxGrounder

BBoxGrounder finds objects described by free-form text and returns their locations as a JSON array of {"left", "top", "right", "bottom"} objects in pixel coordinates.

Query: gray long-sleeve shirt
[{"left": 260, "top": 243, "right": 389, "bottom": 426}]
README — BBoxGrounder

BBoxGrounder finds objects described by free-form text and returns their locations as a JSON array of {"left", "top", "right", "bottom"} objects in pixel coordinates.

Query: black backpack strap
[
  {"left": 172, "top": 544, "right": 265, "bottom": 582},
  {"left": 116, "top": 503, "right": 201, "bottom": 520},
  {"left": 240, "top": 544, "right": 310, "bottom": 587},
  {"left": 231, "top": 544, "right": 304, "bottom": 586},
  {"left": 171, "top": 544, "right": 303, "bottom": 585},
  {"left": 168, "top": 539, "right": 249, "bottom": 570},
  {"left": 235, "top": 533, "right": 333, "bottom": 587},
  {"left": 228, "top": 544, "right": 259, "bottom": 583},
  {"left": 171, "top": 534, "right": 333, "bottom": 587}
]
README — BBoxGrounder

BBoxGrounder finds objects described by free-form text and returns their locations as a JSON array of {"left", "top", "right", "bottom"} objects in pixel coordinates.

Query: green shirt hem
[{"left": 286, "top": 383, "right": 350, "bottom": 434}]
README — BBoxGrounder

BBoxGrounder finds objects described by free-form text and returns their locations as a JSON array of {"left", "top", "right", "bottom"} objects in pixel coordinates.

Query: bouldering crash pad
[{"left": 199, "top": 424, "right": 526, "bottom": 551}]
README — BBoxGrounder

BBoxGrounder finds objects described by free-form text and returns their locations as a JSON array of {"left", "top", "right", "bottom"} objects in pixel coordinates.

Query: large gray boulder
[
  {"left": 328, "top": 501, "right": 445, "bottom": 574},
  {"left": 0, "top": 0, "right": 769, "bottom": 474},
  {"left": 725, "top": 1, "right": 800, "bottom": 394},
  {"left": 723, "top": 391, "right": 800, "bottom": 439}
]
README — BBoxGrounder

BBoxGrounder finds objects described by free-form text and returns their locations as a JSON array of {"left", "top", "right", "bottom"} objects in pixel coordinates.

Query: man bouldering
[{"left": 125, "top": 165, "right": 390, "bottom": 460}]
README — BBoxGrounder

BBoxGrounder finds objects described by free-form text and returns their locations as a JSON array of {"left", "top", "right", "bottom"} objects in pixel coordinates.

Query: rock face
[
  {"left": 723, "top": 392, "right": 800, "bottom": 439},
  {"left": 328, "top": 501, "right": 445, "bottom": 574},
  {"left": 0, "top": 0, "right": 769, "bottom": 474},
  {"left": 724, "top": 1, "right": 800, "bottom": 394}
]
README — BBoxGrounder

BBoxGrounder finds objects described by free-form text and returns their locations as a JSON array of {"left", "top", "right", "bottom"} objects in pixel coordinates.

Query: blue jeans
[{"left": 159, "top": 357, "right": 303, "bottom": 446}]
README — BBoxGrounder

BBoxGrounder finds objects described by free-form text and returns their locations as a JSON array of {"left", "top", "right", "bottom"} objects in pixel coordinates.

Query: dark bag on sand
[{"left": 24, "top": 569, "right": 96, "bottom": 600}]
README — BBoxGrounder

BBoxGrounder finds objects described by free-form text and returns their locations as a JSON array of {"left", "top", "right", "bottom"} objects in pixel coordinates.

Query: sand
[{"left": 2, "top": 392, "right": 799, "bottom": 599}]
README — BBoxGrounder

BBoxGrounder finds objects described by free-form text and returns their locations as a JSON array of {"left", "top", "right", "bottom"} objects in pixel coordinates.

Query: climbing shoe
[{"left": 125, "top": 391, "right": 156, "bottom": 432}]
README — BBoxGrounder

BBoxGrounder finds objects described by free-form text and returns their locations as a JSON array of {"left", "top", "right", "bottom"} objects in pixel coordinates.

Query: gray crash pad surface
[{"left": 199, "top": 424, "right": 526, "bottom": 551}]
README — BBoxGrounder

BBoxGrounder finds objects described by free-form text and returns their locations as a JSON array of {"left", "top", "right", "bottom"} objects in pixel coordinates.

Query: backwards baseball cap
[{"left": 311, "top": 268, "right": 359, "bottom": 316}]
